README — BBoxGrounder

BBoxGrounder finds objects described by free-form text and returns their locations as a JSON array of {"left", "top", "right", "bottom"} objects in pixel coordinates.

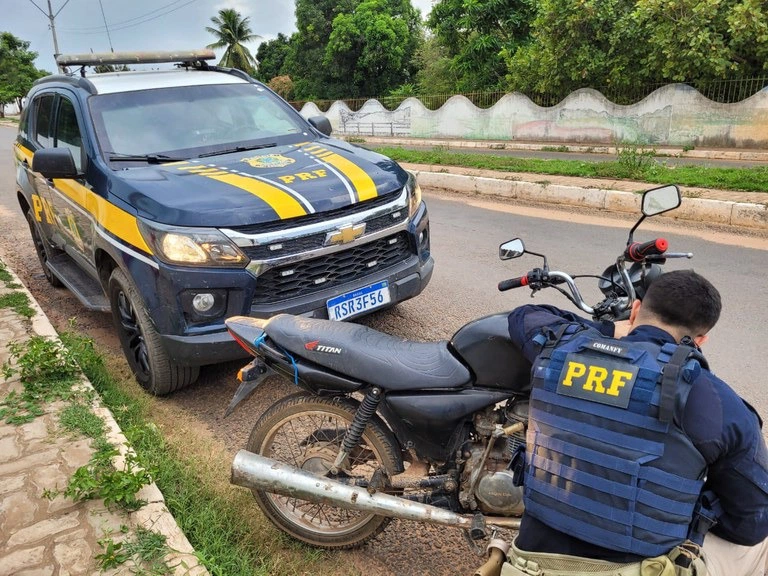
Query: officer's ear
[
  {"left": 629, "top": 299, "right": 642, "bottom": 325},
  {"left": 693, "top": 334, "right": 708, "bottom": 348}
]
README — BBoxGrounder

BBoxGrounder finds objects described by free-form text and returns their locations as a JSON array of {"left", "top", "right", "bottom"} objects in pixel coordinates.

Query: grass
[
  {"left": 58, "top": 331, "right": 341, "bottom": 576},
  {"left": 0, "top": 292, "right": 34, "bottom": 318},
  {"left": 372, "top": 145, "right": 768, "bottom": 193},
  {"left": 0, "top": 262, "right": 13, "bottom": 283},
  {"left": 60, "top": 400, "right": 105, "bottom": 438}
]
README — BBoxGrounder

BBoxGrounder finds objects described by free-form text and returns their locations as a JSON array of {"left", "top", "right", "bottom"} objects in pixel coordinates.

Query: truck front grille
[
  {"left": 251, "top": 232, "right": 412, "bottom": 304},
  {"left": 239, "top": 208, "right": 408, "bottom": 261}
]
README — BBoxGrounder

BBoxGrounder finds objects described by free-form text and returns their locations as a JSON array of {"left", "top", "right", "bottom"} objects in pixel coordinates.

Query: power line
[
  {"left": 96, "top": 0, "right": 114, "bottom": 51},
  {"left": 58, "top": 0, "right": 193, "bottom": 31},
  {"left": 58, "top": 0, "right": 203, "bottom": 34},
  {"left": 25, "top": 0, "right": 73, "bottom": 71}
]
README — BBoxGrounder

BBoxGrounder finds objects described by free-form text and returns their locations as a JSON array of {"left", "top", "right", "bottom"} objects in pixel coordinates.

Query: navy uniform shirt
[{"left": 508, "top": 304, "right": 768, "bottom": 561}]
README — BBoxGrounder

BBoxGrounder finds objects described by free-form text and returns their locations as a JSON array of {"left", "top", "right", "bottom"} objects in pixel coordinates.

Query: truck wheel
[
  {"left": 246, "top": 393, "right": 403, "bottom": 549},
  {"left": 25, "top": 210, "right": 63, "bottom": 288},
  {"left": 108, "top": 268, "right": 199, "bottom": 395}
]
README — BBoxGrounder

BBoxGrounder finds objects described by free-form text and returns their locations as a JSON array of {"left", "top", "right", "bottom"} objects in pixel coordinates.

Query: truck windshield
[{"left": 88, "top": 83, "right": 308, "bottom": 162}]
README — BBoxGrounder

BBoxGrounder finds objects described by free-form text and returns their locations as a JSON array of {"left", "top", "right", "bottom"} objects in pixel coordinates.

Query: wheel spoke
[{"left": 257, "top": 406, "right": 389, "bottom": 536}]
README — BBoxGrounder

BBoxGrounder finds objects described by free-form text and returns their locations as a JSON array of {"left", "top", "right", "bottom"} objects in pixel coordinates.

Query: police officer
[{"left": 503, "top": 269, "right": 768, "bottom": 576}]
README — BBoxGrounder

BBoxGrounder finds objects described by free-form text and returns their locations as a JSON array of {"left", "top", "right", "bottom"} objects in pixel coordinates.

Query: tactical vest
[{"left": 524, "top": 325, "right": 709, "bottom": 558}]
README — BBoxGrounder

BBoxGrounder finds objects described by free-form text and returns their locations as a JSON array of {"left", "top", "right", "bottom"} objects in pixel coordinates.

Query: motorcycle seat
[{"left": 263, "top": 314, "right": 472, "bottom": 390}]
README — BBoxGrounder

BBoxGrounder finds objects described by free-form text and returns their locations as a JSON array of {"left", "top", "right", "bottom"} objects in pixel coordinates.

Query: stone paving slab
[{"left": 0, "top": 265, "right": 208, "bottom": 576}]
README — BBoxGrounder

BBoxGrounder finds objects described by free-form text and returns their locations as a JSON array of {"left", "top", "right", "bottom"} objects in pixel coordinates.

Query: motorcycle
[{"left": 224, "top": 184, "right": 691, "bottom": 550}]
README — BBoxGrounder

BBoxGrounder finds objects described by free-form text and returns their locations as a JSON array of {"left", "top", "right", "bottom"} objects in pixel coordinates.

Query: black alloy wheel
[
  {"left": 25, "top": 210, "right": 63, "bottom": 287},
  {"left": 108, "top": 268, "right": 199, "bottom": 395}
]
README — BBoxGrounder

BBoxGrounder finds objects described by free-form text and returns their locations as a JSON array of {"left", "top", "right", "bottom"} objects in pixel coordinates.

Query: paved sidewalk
[{"left": 0, "top": 262, "right": 208, "bottom": 576}]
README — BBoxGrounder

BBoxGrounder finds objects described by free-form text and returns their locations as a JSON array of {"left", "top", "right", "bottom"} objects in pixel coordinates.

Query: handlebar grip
[
  {"left": 498, "top": 275, "right": 529, "bottom": 292},
  {"left": 624, "top": 238, "right": 668, "bottom": 262}
]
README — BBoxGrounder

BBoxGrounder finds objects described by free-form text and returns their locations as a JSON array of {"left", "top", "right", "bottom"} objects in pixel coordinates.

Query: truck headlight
[
  {"left": 406, "top": 172, "right": 422, "bottom": 216},
  {"left": 139, "top": 220, "right": 248, "bottom": 267}
]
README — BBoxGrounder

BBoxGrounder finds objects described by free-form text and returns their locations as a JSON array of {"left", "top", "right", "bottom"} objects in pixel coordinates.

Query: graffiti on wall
[{"left": 300, "top": 85, "right": 768, "bottom": 149}]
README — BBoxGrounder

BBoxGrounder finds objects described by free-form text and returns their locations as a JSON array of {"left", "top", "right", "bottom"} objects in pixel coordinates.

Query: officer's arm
[
  {"left": 684, "top": 377, "right": 768, "bottom": 545},
  {"left": 507, "top": 304, "right": 612, "bottom": 363}
]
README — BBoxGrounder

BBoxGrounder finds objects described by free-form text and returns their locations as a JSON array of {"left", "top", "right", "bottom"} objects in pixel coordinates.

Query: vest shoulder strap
[{"left": 659, "top": 344, "right": 706, "bottom": 423}]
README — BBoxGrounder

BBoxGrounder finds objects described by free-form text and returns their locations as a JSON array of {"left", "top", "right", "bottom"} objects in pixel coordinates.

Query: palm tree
[{"left": 206, "top": 9, "right": 260, "bottom": 75}]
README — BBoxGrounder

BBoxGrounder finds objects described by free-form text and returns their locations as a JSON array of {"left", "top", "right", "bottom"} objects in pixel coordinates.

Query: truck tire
[
  {"left": 25, "top": 209, "right": 63, "bottom": 288},
  {"left": 108, "top": 268, "right": 199, "bottom": 395}
]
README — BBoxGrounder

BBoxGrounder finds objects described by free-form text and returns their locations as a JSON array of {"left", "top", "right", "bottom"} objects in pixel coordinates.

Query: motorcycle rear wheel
[{"left": 246, "top": 392, "right": 403, "bottom": 549}]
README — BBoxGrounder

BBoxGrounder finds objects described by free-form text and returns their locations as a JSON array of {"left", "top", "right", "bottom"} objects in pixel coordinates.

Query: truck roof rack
[{"left": 56, "top": 49, "right": 216, "bottom": 67}]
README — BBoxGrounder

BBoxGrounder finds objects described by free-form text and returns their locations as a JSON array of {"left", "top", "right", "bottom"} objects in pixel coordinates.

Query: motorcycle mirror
[
  {"left": 641, "top": 184, "right": 681, "bottom": 216},
  {"left": 499, "top": 238, "right": 525, "bottom": 260}
]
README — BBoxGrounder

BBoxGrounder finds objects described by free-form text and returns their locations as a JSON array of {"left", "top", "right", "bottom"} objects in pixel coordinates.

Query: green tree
[
  {"left": 0, "top": 32, "right": 48, "bottom": 117},
  {"left": 414, "top": 34, "right": 462, "bottom": 94},
  {"left": 504, "top": 0, "right": 768, "bottom": 99},
  {"left": 93, "top": 64, "right": 131, "bottom": 73},
  {"left": 205, "top": 9, "right": 260, "bottom": 76},
  {"left": 427, "top": 0, "right": 535, "bottom": 92},
  {"left": 505, "top": 0, "right": 637, "bottom": 96},
  {"left": 286, "top": 0, "right": 358, "bottom": 100},
  {"left": 633, "top": 0, "right": 768, "bottom": 81},
  {"left": 325, "top": 0, "right": 422, "bottom": 97},
  {"left": 255, "top": 33, "right": 291, "bottom": 83}
]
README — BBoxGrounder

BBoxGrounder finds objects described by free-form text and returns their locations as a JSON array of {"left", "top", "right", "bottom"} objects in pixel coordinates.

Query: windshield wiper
[
  {"left": 197, "top": 142, "right": 277, "bottom": 158},
  {"left": 108, "top": 153, "right": 189, "bottom": 164}
]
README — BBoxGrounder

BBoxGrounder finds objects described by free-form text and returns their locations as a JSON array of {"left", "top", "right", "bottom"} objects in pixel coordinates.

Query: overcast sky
[{"left": 5, "top": 0, "right": 436, "bottom": 73}]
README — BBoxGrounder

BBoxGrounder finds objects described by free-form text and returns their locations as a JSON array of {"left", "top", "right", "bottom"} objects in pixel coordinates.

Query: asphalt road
[{"left": 2, "top": 124, "right": 768, "bottom": 574}]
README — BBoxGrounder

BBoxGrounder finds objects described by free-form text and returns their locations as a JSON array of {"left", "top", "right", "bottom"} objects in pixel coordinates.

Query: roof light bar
[{"left": 56, "top": 49, "right": 216, "bottom": 67}]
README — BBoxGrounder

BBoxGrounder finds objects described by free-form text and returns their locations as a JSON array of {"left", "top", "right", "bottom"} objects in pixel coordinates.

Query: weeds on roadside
[
  {"left": 65, "top": 448, "right": 154, "bottom": 511},
  {"left": 59, "top": 331, "right": 275, "bottom": 576},
  {"left": 0, "top": 292, "right": 34, "bottom": 318},
  {"left": 0, "top": 261, "right": 13, "bottom": 283},
  {"left": 616, "top": 144, "right": 658, "bottom": 178},
  {"left": 1, "top": 337, "right": 81, "bottom": 424},
  {"left": 97, "top": 527, "right": 175, "bottom": 575}
]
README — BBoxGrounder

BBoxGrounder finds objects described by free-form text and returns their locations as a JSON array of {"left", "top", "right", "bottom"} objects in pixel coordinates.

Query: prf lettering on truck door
[{"left": 556, "top": 353, "right": 638, "bottom": 408}]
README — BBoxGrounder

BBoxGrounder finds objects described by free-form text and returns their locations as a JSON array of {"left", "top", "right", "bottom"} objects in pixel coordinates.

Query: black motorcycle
[{"left": 225, "top": 184, "right": 690, "bottom": 549}]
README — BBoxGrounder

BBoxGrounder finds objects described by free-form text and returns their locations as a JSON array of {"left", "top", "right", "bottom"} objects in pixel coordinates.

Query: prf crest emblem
[{"left": 241, "top": 154, "right": 295, "bottom": 169}]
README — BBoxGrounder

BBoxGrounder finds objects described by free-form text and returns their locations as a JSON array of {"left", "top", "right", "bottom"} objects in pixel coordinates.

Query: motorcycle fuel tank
[{"left": 450, "top": 313, "right": 532, "bottom": 393}]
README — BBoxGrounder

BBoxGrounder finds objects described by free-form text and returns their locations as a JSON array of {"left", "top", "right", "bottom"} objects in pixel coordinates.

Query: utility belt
[{"left": 500, "top": 540, "right": 708, "bottom": 576}]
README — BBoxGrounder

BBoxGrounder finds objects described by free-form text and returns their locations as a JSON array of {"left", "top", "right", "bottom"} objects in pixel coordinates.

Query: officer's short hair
[{"left": 642, "top": 270, "right": 721, "bottom": 335}]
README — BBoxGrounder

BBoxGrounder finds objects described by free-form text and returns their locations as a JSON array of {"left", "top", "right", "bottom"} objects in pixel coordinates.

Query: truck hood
[{"left": 110, "top": 140, "right": 408, "bottom": 228}]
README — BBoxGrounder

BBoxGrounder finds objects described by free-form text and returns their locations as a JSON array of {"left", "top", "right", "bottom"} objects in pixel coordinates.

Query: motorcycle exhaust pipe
[{"left": 231, "top": 450, "right": 521, "bottom": 531}]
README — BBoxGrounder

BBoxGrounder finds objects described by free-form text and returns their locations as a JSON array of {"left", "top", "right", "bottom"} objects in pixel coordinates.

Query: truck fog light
[
  {"left": 181, "top": 289, "right": 228, "bottom": 323},
  {"left": 193, "top": 293, "right": 216, "bottom": 312}
]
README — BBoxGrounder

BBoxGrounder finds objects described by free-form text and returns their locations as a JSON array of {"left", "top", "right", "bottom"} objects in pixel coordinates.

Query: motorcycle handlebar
[
  {"left": 624, "top": 238, "right": 668, "bottom": 262},
  {"left": 498, "top": 275, "right": 529, "bottom": 291}
]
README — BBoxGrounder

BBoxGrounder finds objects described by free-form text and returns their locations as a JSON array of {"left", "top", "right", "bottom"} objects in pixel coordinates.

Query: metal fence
[{"left": 290, "top": 77, "right": 768, "bottom": 112}]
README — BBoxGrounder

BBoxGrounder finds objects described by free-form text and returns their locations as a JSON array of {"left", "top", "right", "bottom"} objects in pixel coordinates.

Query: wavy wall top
[{"left": 299, "top": 84, "right": 768, "bottom": 149}]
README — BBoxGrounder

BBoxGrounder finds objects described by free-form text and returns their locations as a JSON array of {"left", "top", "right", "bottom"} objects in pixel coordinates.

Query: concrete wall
[{"left": 300, "top": 84, "right": 768, "bottom": 149}]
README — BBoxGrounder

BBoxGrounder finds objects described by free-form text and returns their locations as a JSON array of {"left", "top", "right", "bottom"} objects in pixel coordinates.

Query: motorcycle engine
[{"left": 459, "top": 401, "right": 528, "bottom": 516}]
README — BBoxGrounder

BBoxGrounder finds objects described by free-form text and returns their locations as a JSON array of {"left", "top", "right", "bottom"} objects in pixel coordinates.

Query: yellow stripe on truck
[
  {"left": 302, "top": 145, "right": 378, "bottom": 202},
  {"left": 176, "top": 165, "right": 307, "bottom": 219},
  {"left": 53, "top": 179, "right": 153, "bottom": 255}
]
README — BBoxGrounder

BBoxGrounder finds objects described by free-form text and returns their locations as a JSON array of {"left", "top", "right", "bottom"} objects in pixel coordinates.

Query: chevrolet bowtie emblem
[{"left": 325, "top": 223, "right": 366, "bottom": 246}]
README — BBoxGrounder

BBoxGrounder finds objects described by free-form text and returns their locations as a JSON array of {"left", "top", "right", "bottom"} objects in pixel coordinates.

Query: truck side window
[
  {"left": 55, "top": 97, "right": 84, "bottom": 172},
  {"left": 34, "top": 94, "right": 55, "bottom": 148}
]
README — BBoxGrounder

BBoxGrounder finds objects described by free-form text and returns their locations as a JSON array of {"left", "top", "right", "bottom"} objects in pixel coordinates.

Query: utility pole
[
  {"left": 47, "top": 0, "right": 61, "bottom": 69},
  {"left": 26, "top": 0, "right": 71, "bottom": 72}
]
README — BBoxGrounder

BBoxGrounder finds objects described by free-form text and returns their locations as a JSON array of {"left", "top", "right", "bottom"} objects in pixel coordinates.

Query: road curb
[
  {"left": 410, "top": 170, "right": 768, "bottom": 231},
  {"left": 0, "top": 261, "right": 209, "bottom": 576}
]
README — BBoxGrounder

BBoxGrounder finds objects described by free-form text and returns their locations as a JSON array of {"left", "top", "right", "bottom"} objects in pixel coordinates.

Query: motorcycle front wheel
[{"left": 246, "top": 392, "right": 403, "bottom": 549}]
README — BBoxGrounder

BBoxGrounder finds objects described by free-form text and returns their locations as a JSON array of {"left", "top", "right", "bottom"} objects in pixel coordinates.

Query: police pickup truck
[{"left": 13, "top": 50, "right": 433, "bottom": 395}]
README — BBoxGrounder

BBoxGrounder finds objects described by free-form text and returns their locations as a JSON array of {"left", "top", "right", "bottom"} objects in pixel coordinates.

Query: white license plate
[{"left": 326, "top": 281, "right": 391, "bottom": 321}]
